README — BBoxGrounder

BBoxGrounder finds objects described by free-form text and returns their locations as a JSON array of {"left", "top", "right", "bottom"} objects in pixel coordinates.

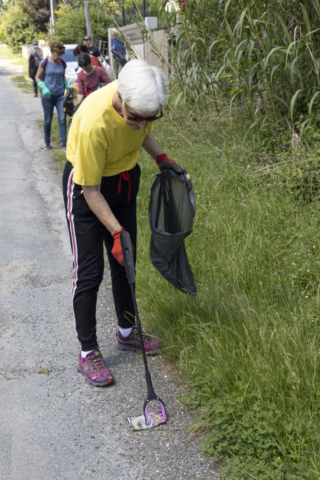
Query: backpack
[{"left": 42, "top": 57, "right": 67, "bottom": 80}]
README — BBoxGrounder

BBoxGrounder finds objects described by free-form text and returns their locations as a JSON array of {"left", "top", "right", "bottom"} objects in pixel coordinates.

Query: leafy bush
[
  {"left": 53, "top": 2, "right": 120, "bottom": 44},
  {"left": 20, "top": 0, "right": 50, "bottom": 33},
  {"left": 150, "top": 0, "right": 320, "bottom": 143},
  {"left": 1, "top": 5, "right": 36, "bottom": 51}
]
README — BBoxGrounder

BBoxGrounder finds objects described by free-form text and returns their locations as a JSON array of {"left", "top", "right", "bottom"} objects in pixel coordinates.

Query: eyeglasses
[{"left": 124, "top": 104, "right": 163, "bottom": 123}]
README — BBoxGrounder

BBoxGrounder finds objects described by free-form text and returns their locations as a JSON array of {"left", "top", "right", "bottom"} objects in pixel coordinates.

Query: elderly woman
[
  {"left": 35, "top": 41, "right": 72, "bottom": 150},
  {"left": 63, "top": 59, "right": 183, "bottom": 387}
]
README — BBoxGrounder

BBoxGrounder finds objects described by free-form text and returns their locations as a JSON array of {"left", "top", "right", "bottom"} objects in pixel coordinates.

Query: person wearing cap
[
  {"left": 63, "top": 59, "right": 183, "bottom": 388},
  {"left": 28, "top": 39, "right": 43, "bottom": 97},
  {"left": 83, "top": 36, "right": 103, "bottom": 64}
]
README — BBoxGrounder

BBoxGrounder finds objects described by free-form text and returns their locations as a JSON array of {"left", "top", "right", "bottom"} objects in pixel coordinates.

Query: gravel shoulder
[{"left": 0, "top": 59, "right": 219, "bottom": 480}]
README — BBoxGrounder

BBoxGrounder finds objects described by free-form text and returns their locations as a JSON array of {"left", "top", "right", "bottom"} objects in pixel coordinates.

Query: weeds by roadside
[
  {"left": 11, "top": 58, "right": 28, "bottom": 65},
  {"left": 135, "top": 109, "right": 320, "bottom": 479},
  {"left": 34, "top": 94, "right": 320, "bottom": 478},
  {"left": 12, "top": 75, "right": 34, "bottom": 94},
  {"left": 36, "top": 117, "right": 69, "bottom": 168},
  {"left": 0, "top": 46, "right": 24, "bottom": 60}
]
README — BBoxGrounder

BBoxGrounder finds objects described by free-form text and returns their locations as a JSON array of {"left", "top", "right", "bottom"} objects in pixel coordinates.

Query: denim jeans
[{"left": 41, "top": 93, "right": 66, "bottom": 146}]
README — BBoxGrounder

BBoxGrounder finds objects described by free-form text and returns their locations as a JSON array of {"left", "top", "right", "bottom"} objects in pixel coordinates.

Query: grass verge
[
  {"left": 0, "top": 46, "right": 24, "bottom": 60},
  {"left": 135, "top": 110, "right": 320, "bottom": 479},
  {"left": 11, "top": 58, "right": 27, "bottom": 65},
  {"left": 39, "top": 104, "right": 320, "bottom": 478},
  {"left": 12, "top": 75, "right": 34, "bottom": 94}
]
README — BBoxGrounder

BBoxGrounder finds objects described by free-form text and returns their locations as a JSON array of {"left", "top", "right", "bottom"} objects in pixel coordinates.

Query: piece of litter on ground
[{"left": 127, "top": 412, "right": 167, "bottom": 431}]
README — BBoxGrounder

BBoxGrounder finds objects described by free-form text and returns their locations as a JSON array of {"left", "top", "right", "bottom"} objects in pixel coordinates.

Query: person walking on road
[
  {"left": 83, "top": 36, "right": 104, "bottom": 65},
  {"left": 111, "top": 29, "right": 126, "bottom": 79},
  {"left": 63, "top": 59, "right": 183, "bottom": 387},
  {"left": 28, "top": 39, "right": 43, "bottom": 97},
  {"left": 76, "top": 53, "right": 111, "bottom": 104},
  {"left": 35, "top": 41, "right": 72, "bottom": 151}
]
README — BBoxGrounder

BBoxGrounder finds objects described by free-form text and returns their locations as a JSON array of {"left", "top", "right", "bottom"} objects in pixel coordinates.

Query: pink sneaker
[
  {"left": 77, "top": 349, "right": 114, "bottom": 387},
  {"left": 116, "top": 327, "right": 162, "bottom": 355}
]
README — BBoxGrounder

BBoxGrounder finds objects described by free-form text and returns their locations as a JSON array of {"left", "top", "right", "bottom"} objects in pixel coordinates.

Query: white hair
[{"left": 118, "top": 59, "right": 168, "bottom": 115}]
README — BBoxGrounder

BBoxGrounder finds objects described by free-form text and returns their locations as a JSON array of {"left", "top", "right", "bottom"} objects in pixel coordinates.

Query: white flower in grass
[{"left": 305, "top": 296, "right": 309, "bottom": 298}]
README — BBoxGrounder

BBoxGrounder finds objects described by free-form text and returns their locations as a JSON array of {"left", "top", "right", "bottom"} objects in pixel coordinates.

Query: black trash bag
[
  {"left": 112, "top": 50, "right": 127, "bottom": 67},
  {"left": 63, "top": 88, "right": 75, "bottom": 117},
  {"left": 149, "top": 169, "right": 197, "bottom": 297},
  {"left": 28, "top": 54, "right": 37, "bottom": 79}
]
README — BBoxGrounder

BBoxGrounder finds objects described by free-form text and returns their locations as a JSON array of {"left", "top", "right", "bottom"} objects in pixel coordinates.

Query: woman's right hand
[{"left": 37, "top": 80, "right": 51, "bottom": 99}]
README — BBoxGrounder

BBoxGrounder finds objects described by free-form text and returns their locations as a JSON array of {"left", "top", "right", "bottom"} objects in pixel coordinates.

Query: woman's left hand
[{"left": 156, "top": 154, "right": 184, "bottom": 174}]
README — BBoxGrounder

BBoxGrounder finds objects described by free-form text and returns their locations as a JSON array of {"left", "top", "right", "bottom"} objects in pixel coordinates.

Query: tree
[
  {"left": 1, "top": 4, "right": 36, "bottom": 51},
  {"left": 54, "top": 3, "right": 118, "bottom": 44},
  {"left": 20, "top": 0, "right": 50, "bottom": 33}
]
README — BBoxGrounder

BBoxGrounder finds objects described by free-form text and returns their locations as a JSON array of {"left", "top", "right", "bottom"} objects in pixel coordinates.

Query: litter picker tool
[{"left": 120, "top": 230, "right": 167, "bottom": 431}]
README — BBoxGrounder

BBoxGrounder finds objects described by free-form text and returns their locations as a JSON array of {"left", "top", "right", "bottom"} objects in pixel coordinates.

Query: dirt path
[{"left": 0, "top": 59, "right": 218, "bottom": 480}]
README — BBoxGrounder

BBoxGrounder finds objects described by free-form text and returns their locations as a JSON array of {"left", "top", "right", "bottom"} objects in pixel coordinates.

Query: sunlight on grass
[
  {"left": 0, "top": 46, "right": 24, "bottom": 60},
  {"left": 11, "top": 75, "right": 34, "bottom": 94},
  {"left": 135, "top": 110, "right": 320, "bottom": 479},
  {"left": 36, "top": 101, "right": 320, "bottom": 478},
  {"left": 11, "top": 58, "right": 27, "bottom": 65}
]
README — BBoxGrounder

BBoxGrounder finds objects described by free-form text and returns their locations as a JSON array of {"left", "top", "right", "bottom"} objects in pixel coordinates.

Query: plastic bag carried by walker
[{"left": 149, "top": 169, "right": 197, "bottom": 297}]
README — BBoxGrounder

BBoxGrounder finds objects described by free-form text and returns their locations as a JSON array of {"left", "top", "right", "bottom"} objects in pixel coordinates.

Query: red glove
[
  {"left": 156, "top": 154, "right": 184, "bottom": 174},
  {"left": 111, "top": 228, "right": 134, "bottom": 266},
  {"left": 111, "top": 228, "right": 125, "bottom": 266}
]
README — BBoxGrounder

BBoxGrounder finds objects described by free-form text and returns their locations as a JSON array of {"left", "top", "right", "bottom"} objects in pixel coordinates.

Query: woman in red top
[
  {"left": 73, "top": 44, "right": 103, "bottom": 67},
  {"left": 77, "top": 53, "right": 111, "bottom": 103}
]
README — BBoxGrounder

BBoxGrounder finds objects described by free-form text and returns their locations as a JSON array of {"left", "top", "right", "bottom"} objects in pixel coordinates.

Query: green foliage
[
  {"left": 53, "top": 1, "right": 120, "bottom": 44},
  {"left": 134, "top": 107, "right": 320, "bottom": 479},
  {"left": 148, "top": 0, "right": 320, "bottom": 143},
  {"left": 1, "top": 4, "right": 36, "bottom": 51},
  {"left": 20, "top": 0, "right": 50, "bottom": 33}
]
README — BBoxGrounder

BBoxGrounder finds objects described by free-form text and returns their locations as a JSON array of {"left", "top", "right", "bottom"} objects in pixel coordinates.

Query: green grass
[
  {"left": 11, "top": 58, "right": 27, "bottom": 65},
  {"left": 0, "top": 46, "right": 24, "bottom": 60},
  {"left": 134, "top": 110, "right": 320, "bottom": 479},
  {"left": 38, "top": 104, "right": 320, "bottom": 478},
  {"left": 12, "top": 75, "right": 34, "bottom": 94},
  {"left": 36, "top": 116, "right": 69, "bottom": 165}
]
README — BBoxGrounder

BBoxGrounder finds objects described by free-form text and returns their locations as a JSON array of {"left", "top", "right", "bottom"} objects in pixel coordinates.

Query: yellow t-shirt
[{"left": 66, "top": 80, "right": 152, "bottom": 185}]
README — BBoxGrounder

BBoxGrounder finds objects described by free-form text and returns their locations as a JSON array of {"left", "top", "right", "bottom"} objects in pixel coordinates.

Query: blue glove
[
  {"left": 64, "top": 80, "right": 72, "bottom": 89},
  {"left": 37, "top": 80, "right": 51, "bottom": 99}
]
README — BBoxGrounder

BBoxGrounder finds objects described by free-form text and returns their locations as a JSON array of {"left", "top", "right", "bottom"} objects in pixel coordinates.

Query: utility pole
[
  {"left": 84, "top": 1, "right": 93, "bottom": 39},
  {"left": 49, "top": 0, "right": 55, "bottom": 37}
]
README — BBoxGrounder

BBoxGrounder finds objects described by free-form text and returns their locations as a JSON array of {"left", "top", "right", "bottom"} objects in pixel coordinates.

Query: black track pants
[{"left": 62, "top": 160, "right": 140, "bottom": 351}]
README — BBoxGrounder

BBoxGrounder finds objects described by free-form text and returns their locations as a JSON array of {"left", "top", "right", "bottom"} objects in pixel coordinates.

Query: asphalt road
[{"left": 0, "top": 60, "right": 218, "bottom": 480}]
